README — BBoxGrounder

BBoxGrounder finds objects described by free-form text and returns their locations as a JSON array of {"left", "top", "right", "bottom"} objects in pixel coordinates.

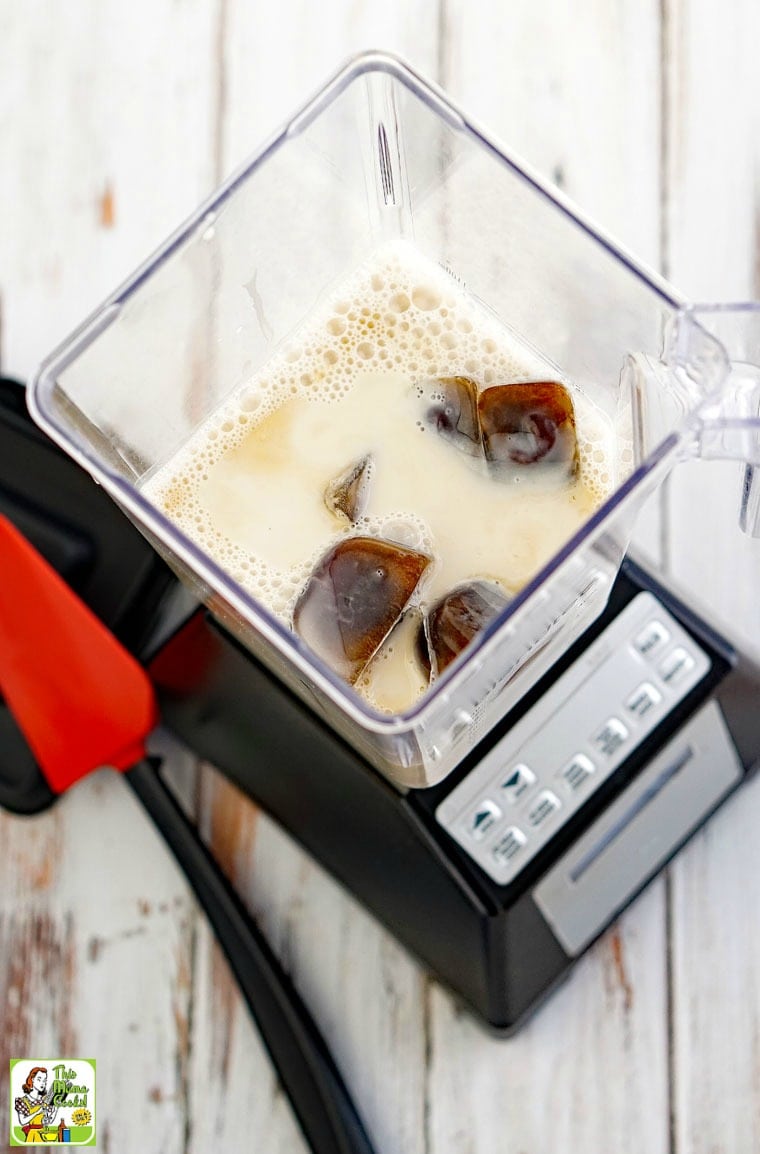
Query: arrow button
[
  {"left": 499, "top": 764, "right": 537, "bottom": 805},
  {"left": 466, "top": 799, "right": 502, "bottom": 841}
]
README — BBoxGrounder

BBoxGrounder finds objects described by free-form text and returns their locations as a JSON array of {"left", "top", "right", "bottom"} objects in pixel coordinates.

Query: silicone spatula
[{"left": 0, "top": 512, "right": 377, "bottom": 1154}]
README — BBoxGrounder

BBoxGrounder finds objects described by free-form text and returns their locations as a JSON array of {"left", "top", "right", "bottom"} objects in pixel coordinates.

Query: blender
[{"left": 20, "top": 52, "right": 760, "bottom": 1030}]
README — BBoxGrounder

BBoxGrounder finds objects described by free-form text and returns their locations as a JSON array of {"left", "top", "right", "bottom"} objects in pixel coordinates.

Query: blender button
[
  {"left": 560, "top": 754, "right": 595, "bottom": 792},
  {"left": 526, "top": 790, "right": 561, "bottom": 829},
  {"left": 659, "top": 647, "right": 695, "bottom": 685},
  {"left": 625, "top": 680, "right": 662, "bottom": 718},
  {"left": 633, "top": 620, "right": 670, "bottom": 658},
  {"left": 498, "top": 764, "right": 537, "bottom": 804},
  {"left": 466, "top": 799, "right": 502, "bottom": 841},
  {"left": 592, "top": 717, "right": 628, "bottom": 757},
  {"left": 491, "top": 826, "right": 527, "bottom": 865}
]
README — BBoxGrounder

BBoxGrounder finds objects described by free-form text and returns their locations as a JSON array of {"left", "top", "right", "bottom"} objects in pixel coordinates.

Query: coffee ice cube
[
  {"left": 324, "top": 454, "right": 373, "bottom": 522},
  {"left": 293, "top": 536, "right": 431, "bottom": 684},
  {"left": 416, "top": 580, "right": 510, "bottom": 676},
  {"left": 424, "top": 375, "right": 482, "bottom": 455},
  {"left": 478, "top": 381, "right": 579, "bottom": 481}
]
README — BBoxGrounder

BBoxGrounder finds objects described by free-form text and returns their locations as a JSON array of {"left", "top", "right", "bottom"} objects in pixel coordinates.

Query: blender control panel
[{"left": 435, "top": 593, "right": 711, "bottom": 885}]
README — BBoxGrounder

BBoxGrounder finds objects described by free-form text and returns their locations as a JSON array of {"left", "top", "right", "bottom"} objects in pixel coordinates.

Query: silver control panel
[
  {"left": 435, "top": 593, "right": 712, "bottom": 885},
  {"left": 533, "top": 700, "right": 742, "bottom": 954}
]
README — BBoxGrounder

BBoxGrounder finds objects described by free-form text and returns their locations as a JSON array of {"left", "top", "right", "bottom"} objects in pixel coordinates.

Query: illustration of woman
[{"left": 14, "top": 1067, "right": 58, "bottom": 1143}]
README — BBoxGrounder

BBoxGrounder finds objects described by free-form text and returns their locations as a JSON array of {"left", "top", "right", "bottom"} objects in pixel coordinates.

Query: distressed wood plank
[
  {"left": 0, "top": 0, "right": 218, "bottom": 383},
  {"left": 428, "top": 897, "right": 668, "bottom": 1154},
  {"left": 0, "top": 775, "right": 195, "bottom": 1154},
  {"left": 189, "top": 771, "right": 429, "bottom": 1154},
  {"left": 9, "top": 5, "right": 759, "bottom": 1152},
  {"left": 442, "top": 0, "right": 662, "bottom": 268},
  {"left": 663, "top": 1, "right": 760, "bottom": 1151},
  {"left": 189, "top": 7, "right": 440, "bottom": 1152},
  {"left": 0, "top": 4, "right": 216, "bottom": 1151},
  {"left": 427, "top": 3, "right": 671, "bottom": 1151}
]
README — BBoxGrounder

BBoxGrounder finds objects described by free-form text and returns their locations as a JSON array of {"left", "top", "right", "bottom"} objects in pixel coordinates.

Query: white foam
[{"left": 144, "top": 241, "right": 624, "bottom": 708}]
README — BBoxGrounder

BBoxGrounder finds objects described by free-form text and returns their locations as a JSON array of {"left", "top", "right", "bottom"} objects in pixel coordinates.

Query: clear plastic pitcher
[{"left": 29, "top": 52, "right": 760, "bottom": 787}]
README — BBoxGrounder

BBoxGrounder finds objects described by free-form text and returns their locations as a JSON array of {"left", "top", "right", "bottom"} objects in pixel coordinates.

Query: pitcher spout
[{"left": 669, "top": 303, "right": 760, "bottom": 537}]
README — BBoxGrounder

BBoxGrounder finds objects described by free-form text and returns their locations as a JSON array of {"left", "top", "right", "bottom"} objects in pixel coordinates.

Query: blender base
[
  {"left": 145, "top": 557, "right": 760, "bottom": 1033},
  {"left": 2, "top": 375, "right": 758, "bottom": 1031}
]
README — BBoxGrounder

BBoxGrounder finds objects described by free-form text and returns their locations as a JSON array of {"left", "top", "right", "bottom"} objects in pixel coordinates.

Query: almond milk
[{"left": 144, "top": 242, "right": 622, "bottom": 712}]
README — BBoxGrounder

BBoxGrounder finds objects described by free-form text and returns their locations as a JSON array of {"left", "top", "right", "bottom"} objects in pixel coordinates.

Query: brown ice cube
[
  {"left": 293, "top": 536, "right": 431, "bottom": 684},
  {"left": 478, "top": 381, "right": 579, "bottom": 481},
  {"left": 416, "top": 580, "right": 510, "bottom": 676},
  {"left": 423, "top": 375, "right": 482, "bottom": 455},
  {"left": 324, "top": 454, "right": 373, "bottom": 522}
]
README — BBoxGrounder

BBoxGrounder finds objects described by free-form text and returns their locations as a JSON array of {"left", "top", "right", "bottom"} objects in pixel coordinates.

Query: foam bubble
[{"left": 144, "top": 240, "right": 624, "bottom": 704}]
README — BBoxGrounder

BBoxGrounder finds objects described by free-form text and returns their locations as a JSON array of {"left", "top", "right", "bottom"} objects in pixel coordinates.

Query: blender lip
[{"left": 28, "top": 48, "right": 692, "bottom": 736}]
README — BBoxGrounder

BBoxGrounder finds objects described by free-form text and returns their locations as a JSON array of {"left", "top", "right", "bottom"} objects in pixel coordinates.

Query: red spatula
[{"left": 0, "top": 512, "right": 376, "bottom": 1154}]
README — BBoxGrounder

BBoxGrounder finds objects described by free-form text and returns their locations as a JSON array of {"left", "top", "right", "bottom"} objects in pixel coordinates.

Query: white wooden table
[{"left": 2, "top": 4, "right": 760, "bottom": 1151}]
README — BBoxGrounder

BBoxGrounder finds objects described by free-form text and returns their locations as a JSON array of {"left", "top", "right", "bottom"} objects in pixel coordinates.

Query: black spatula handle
[{"left": 126, "top": 758, "right": 377, "bottom": 1154}]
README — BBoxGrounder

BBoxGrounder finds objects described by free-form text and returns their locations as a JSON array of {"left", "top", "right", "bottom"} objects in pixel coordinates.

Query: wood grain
[
  {"left": 0, "top": 3, "right": 215, "bottom": 1150},
  {"left": 1, "top": 3, "right": 759, "bottom": 1152},
  {"left": 427, "top": 898, "right": 668, "bottom": 1154},
  {"left": 0, "top": 0, "right": 218, "bottom": 383},
  {"left": 0, "top": 776, "right": 194, "bottom": 1153}
]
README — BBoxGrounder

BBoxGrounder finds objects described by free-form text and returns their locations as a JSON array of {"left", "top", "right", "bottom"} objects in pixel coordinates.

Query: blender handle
[
  {"left": 667, "top": 304, "right": 760, "bottom": 537},
  {"left": 125, "top": 758, "right": 378, "bottom": 1154}
]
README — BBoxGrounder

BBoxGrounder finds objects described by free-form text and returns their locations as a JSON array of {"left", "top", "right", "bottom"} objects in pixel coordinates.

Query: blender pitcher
[{"left": 28, "top": 52, "right": 760, "bottom": 790}]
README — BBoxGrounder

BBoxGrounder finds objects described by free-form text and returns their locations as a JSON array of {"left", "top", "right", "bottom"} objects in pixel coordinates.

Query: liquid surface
[{"left": 144, "top": 243, "right": 620, "bottom": 712}]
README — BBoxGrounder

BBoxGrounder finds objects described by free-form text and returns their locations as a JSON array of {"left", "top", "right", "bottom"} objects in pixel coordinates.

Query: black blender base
[
  {"left": 0, "top": 378, "right": 174, "bottom": 814},
  {"left": 3, "top": 376, "right": 757, "bottom": 1029},
  {"left": 146, "top": 559, "right": 760, "bottom": 1033}
]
